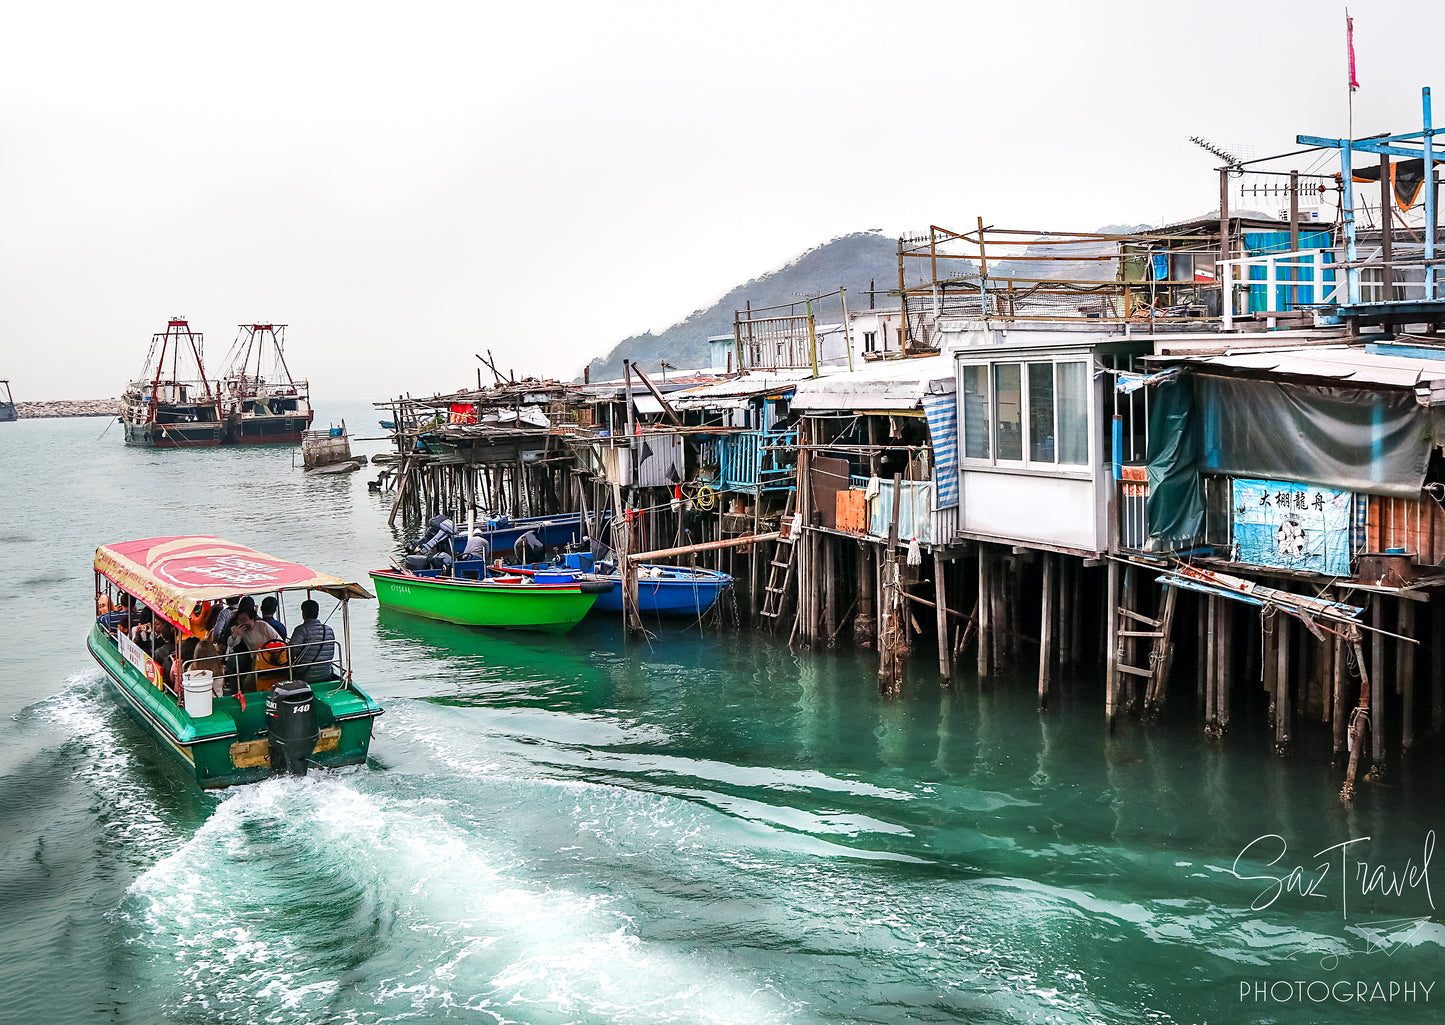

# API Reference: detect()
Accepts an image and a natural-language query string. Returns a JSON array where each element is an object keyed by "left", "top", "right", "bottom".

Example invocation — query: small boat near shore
[
  {"left": 0, "top": 379, "right": 16, "bottom": 422},
  {"left": 89, "top": 536, "right": 383, "bottom": 788},
  {"left": 504, "top": 553, "right": 733, "bottom": 618},
  {"left": 369, "top": 565, "right": 608, "bottom": 633}
]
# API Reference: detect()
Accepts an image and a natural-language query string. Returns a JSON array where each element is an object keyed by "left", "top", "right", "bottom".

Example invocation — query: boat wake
[{"left": 120, "top": 774, "right": 799, "bottom": 1025}]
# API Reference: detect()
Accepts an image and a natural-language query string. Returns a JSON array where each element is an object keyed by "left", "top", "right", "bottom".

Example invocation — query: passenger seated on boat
[
  {"left": 181, "top": 636, "right": 226, "bottom": 695},
  {"left": 288, "top": 599, "right": 337, "bottom": 683},
  {"left": 209, "top": 595, "right": 241, "bottom": 647},
  {"left": 260, "top": 596, "right": 286, "bottom": 638},
  {"left": 151, "top": 621, "right": 177, "bottom": 684},
  {"left": 225, "top": 607, "right": 283, "bottom": 694}
]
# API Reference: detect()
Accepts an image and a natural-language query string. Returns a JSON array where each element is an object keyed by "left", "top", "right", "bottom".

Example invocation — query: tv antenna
[{"left": 1189, "top": 136, "right": 1244, "bottom": 173}]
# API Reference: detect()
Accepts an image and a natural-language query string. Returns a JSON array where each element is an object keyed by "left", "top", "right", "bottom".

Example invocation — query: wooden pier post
[
  {"left": 1274, "top": 616, "right": 1291, "bottom": 756},
  {"left": 1105, "top": 560, "right": 1120, "bottom": 731},
  {"left": 1038, "top": 553, "right": 1054, "bottom": 709},
  {"left": 1217, "top": 599, "right": 1232, "bottom": 735},
  {"left": 1400, "top": 599, "right": 1416, "bottom": 753},
  {"left": 991, "top": 553, "right": 1008, "bottom": 671},
  {"left": 856, "top": 543, "right": 876, "bottom": 647},
  {"left": 934, "top": 550, "right": 951, "bottom": 681},
  {"left": 1332, "top": 635, "right": 1347, "bottom": 757},
  {"left": 1342, "top": 629, "right": 1371, "bottom": 802},
  {"left": 1204, "top": 595, "right": 1218, "bottom": 737},
  {"left": 1121, "top": 567, "right": 1138, "bottom": 713},
  {"left": 977, "top": 547, "right": 991, "bottom": 679},
  {"left": 1057, "top": 556, "right": 1074, "bottom": 667},
  {"left": 824, "top": 534, "right": 838, "bottom": 647},
  {"left": 1370, "top": 597, "right": 1387, "bottom": 778}
]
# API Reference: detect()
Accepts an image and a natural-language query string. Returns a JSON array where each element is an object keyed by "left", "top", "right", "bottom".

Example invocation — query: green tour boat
[
  {"left": 89, "top": 536, "right": 384, "bottom": 788},
  {"left": 369, "top": 566, "right": 605, "bottom": 633}
]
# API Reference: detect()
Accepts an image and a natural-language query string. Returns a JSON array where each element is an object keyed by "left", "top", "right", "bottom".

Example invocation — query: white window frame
[{"left": 958, "top": 356, "right": 1092, "bottom": 477}]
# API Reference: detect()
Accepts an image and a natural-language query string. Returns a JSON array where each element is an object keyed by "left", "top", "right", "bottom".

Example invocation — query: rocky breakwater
[{"left": 14, "top": 399, "right": 120, "bottom": 418}]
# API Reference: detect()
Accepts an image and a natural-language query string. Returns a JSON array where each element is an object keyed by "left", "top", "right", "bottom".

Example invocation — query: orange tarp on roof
[{"left": 95, "top": 536, "right": 371, "bottom": 628}]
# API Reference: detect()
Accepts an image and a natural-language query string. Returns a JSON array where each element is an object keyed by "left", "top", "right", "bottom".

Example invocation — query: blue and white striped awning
[{"left": 923, "top": 392, "right": 958, "bottom": 509}]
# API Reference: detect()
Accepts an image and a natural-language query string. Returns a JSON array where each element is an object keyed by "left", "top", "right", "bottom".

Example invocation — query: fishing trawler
[
  {"left": 89, "top": 536, "right": 384, "bottom": 788},
  {"left": 120, "top": 319, "right": 225, "bottom": 447},
  {"left": 0, "top": 380, "right": 16, "bottom": 422},
  {"left": 219, "top": 323, "right": 314, "bottom": 444}
]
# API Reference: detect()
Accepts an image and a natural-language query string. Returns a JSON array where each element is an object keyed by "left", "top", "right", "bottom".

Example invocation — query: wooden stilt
[
  {"left": 1342, "top": 631, "right": 1371, "bottom": 802},
  {"left": 1400, "top": 599, "right": 1416, "bottom": 753},
  {"left": 1370, "top": 597, "right": 1387, "bottom": 779},
  {"left": 1275, "top": 615, "right": 1291, "bottom": 756},
  {"left": 1105, "top": 560, "right": 1120, "bottom": 731},
  {"left": 977, "top": 547, "right": 991, "bottom": 679},
  {"left": 1332, "top": 635, "right": 1347, "bottom": 757},
  {"left": 824, "top": 535, "right": 839, "bottom": 647},
  {"left": 935, "top": 550, "right": 951, "bottom": 681},
  {"left": 1217, "top": 599, "right": 1232, "bottom": 734},
  {"left": 991, "top": 552, "right": 1007, "bottom": 671},
  {"left": 1038, "top": 553, "right": 1054, "bottom": 708},
  {"left": 1205, "top": 595, "right": 1218, "bottom": 737}
]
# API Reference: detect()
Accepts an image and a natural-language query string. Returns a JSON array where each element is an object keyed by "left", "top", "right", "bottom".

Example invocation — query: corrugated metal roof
[
  {"left": 791, "top": 355, "right": 955, "bottom": 411},
  {"left": 670, "top": 369, "right": 817, "bottom": 407},
  {"left": 1174, "top": 346, "right": 1445, "bottom": 389}
]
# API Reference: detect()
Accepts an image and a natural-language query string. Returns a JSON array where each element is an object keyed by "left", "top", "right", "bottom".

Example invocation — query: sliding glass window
[{"left": 959, "top": 357, "right": 1090, "bottom": 470}]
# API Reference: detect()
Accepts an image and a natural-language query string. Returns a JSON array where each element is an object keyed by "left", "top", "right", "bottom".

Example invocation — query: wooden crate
[{"left": 836, "top": 489, "right": 868, "bottom": 534}]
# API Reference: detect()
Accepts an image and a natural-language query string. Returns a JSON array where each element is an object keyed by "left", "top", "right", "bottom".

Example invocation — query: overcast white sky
[{"left": 1, "top": 0, "right": 1439, "bottom": 399}]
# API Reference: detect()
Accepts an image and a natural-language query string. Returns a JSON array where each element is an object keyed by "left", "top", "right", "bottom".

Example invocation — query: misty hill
[{"left": 584, "top": 231, "right": 942, "bottom": 381}]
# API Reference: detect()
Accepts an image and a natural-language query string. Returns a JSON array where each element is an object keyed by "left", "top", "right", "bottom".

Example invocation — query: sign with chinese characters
[
  {"left": 117, "top": 629, "right": 166, "bottom": 689},
  {"left": 1231, "top": 478, "right": 1351, "bottom": 576}
]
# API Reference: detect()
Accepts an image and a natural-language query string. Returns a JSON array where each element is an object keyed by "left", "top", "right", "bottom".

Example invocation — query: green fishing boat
[
  {"left": 89, "top": 536, "right": 384, "bottom": 788},
  {"left": 369, "top": 567, "right": 604, "bottom": 633}
]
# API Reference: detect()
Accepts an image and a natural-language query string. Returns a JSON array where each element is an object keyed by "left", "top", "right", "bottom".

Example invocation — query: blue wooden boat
[{"left": 504, "top": 553, "right": 732, "bottom": 618}]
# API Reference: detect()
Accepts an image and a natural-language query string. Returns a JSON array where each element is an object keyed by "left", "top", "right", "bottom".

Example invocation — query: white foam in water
[
  {"left": 125, "top": 775, "right": 799, "bottom": 1024},
  {"left": 37, "top": 672, "right": 186, "bottom": 852}
]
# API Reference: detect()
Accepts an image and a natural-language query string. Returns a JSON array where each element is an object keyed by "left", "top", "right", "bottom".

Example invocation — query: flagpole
[{"left": 1345, "top": 8, "right": 1353, "bottom": 142}]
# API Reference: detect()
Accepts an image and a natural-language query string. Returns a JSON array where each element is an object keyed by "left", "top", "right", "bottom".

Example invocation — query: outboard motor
[
  {"left": 266, "top": 681, "right": 319, "bottom": 775},
  {"left": 429, "top": 552, "right": 454, "bottom": 574},
  {"left": 417, "top": 515, "right": 457, "bottom": 555}
]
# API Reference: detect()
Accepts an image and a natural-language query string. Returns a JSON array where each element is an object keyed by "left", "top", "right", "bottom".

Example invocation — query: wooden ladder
[
  {"left": 1115, "top": 581, "right": 1179, "bottom": 714},
  {"left": 758, "top": 491, "right": 797, "bottom": 628}
]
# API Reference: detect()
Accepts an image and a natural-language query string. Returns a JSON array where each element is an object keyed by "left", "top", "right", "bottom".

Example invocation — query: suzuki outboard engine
[
  {"left": 266, "top": 681, "right": 319, "bottom": 775},
  {"left": 417, "top": 515, "right": 457, "bottom": 555}
]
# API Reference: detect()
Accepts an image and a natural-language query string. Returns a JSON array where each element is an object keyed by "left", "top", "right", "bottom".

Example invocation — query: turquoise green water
[{"left": 2, "top": 410, "right": 1442, "bottom": 1023}]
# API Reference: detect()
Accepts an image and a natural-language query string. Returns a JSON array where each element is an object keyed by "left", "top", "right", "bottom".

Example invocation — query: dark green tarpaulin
[
  {"left": 1146, "top": 372, "right": 1433, "bottom": 547},
  {"left": 1197, "top": 375, "right": 1430, "bottom": 498},
  {"left": 1145, "top": 379, "right": 1203, "bottom": 547}
]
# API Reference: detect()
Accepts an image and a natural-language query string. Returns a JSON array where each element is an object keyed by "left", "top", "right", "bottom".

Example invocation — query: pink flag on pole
[{"left": 1347, "top": 14, "right": 1359, "bottom": 91}]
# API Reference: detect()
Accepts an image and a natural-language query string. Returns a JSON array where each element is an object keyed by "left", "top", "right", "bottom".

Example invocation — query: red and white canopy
[{"left": 95, "top": 536, "right": 370, "bottom": 629}]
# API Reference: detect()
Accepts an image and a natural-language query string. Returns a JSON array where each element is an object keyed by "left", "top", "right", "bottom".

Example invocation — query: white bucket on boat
[{"left": 182, "top": 670, "right": 214, "bottom": 718}]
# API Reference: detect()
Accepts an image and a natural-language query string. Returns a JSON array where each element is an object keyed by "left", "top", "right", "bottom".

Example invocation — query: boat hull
[
  {"left": 87, "top": 624, "right": 381, "bottom": 788},
  {"left": 123, "top": 421, "right": 224, "bottom": 448},
  {"left": 225, "top": 412, "right": 315, "bottom": 445},
  {"left": 369, "top": 570, "right": 598, "bottom": 632},
  {"left": 507, "top": 556, "right": 733, "bottom": 617},
  {"left": 590, "top": 571, "right": 732, "bottom": 616}
]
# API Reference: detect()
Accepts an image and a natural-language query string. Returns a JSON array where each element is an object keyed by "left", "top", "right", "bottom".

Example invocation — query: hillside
[{"left": 584, "top": 231, "right": 939, "bottom": 381}]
